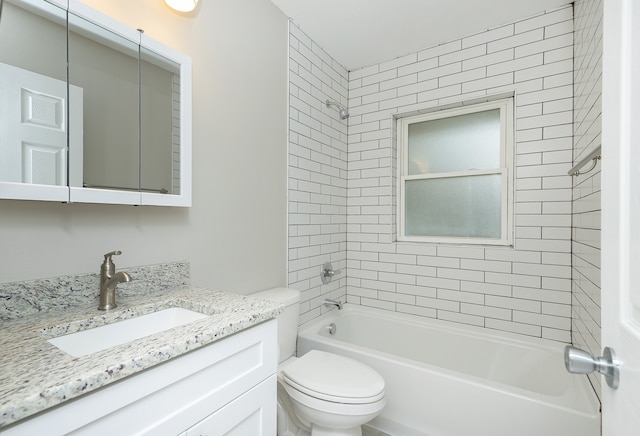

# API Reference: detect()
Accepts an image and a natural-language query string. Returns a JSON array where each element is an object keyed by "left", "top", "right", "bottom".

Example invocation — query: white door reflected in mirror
[{"left": 0, "top": 63, "right": 83, "bottom": 187}]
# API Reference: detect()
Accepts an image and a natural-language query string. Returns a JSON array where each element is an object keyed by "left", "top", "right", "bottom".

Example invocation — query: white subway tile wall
[
  {"left": 288, "top": 23, "right": 349, "bottom": 324},
  {"left": 346, "top": 6, "right": 575, "bottom": 342},
  {"left": 287, "top": 6, "right": 602, "bottom": 351},
  {"left": 571, "top": 0, "right": 602, "bottom": 398}
]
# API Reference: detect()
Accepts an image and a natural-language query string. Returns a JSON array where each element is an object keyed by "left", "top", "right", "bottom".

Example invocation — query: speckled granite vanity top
[{"left": 0, "top": 287, "right": 282, "bottom": 427}]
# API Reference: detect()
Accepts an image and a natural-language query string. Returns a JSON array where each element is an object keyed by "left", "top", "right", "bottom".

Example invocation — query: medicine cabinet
[{"left": 0, "top": 0, "right": 192, "bottom": 206}]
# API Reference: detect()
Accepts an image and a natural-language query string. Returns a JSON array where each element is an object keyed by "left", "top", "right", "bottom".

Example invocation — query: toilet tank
[{"left": 251, "top": 287, "right": 301, "bottom": 363}]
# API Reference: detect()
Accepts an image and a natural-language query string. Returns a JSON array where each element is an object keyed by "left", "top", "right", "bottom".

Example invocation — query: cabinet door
[
  {"left": 187, "top": 375, "right": 276, "bottom": 436},
  {"left": 0, "top": 0, "right": 69, "bottom": 201},
  {"left": 67, "top": 5, "right": 141, "bottom": 205}
]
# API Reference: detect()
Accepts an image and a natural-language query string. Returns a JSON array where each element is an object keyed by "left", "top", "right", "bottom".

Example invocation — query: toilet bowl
[
  {"left": 251, "top": 288, "right": 386, "bottom": 436},
  {"left": 281, "top": 350, "right": 386, "bottom": 436}
]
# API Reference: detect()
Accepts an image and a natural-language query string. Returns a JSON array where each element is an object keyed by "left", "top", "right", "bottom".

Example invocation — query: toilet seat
[
  {"left": 283, "top": 376, "right": 385, "bottom": 404},
  {"left": 281, "top": 350, "right": 385, "bottom": 404},
  {"left": 283, "top": 381, "right": 386, "bottom": 416}
]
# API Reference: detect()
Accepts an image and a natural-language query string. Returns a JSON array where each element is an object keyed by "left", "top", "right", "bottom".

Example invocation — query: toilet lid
[{"left": 282, "top": 350, "right": 385, "bottom": 403}]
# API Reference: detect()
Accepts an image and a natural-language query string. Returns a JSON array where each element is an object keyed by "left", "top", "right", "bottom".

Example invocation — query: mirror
[
  {"left": 68, "top": 11, "right": 140, "bottom": 194},
  {"left": 0, "top": 0, "right": 69, "bottom": 201},
  {"left": 140, "top": 45, "right": 182, "bottom": 196},
  {"left": 0, "top": 0, "right": 192, "bottom": 206}
]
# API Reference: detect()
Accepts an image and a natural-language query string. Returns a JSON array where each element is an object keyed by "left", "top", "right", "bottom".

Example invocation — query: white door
[
  {"left": 0, "top": 62, "right": 68, "bottom": 185},
  {"left": 601, "top": 0, "right": 640, "bottom": 434}
]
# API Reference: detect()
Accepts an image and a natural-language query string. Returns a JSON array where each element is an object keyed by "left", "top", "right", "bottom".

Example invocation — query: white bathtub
[{"left": 297, "top": 304, "right": 600, "bottom": 436}]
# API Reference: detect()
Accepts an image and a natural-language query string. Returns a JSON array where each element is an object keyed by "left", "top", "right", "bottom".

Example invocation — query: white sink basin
[{"left": 48, "top": 308, "right": 209, "bottom": 357}]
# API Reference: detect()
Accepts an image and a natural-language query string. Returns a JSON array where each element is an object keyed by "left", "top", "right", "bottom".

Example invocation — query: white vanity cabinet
[{"left": 2, "top": 319, "right": 277, "bottom": 435}]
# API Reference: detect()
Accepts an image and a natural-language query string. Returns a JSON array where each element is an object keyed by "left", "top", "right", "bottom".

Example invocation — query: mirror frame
[{"left": 0, "top": 0, "right": 192, "bottom": 207}]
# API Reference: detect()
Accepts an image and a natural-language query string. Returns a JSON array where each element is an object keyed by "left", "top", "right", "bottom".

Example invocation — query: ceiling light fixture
[{"left": 164, "top": 0, "right": 198, "bottom": 12}]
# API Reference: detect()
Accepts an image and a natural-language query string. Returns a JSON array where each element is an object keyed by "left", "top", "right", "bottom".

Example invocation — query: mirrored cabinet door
[
  {"left": 0, "top": 0, "right": 192, "bottom": 206},
  {"left": 0, "top": 0, "right": 69, "bottom": 201},
  {"left": 67, "top": 4, "right": 141, "bottom": 205},
  {"left": 140, "top": 46, "right": 178, "bottom": 197},
  {"left": 139, "top": 38, "right": 191, "bottom": 207}
]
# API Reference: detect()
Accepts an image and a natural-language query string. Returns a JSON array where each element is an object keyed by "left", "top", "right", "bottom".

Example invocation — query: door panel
[
  {"left": 601, "top": 0, "right": 640, "bottom": 434},
  {"left": 0, "top": 62, "right": 66, "bottom": 185}
]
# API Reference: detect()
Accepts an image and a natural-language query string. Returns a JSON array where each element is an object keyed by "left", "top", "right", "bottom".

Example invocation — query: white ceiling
[{"left": 269, "top": 0, "right": 572, "bottom": 71}]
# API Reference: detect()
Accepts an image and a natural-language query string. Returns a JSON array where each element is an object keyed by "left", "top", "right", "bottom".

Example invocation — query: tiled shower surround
[
  {"left": 288, "top": 24, "right": 349, "bottom": 325},
  {"left": 571, "top": 0, "right": 603, "bottom": 397},
  {"left": 289, "top": 5, "right": 583, "bottom": 343},
  {"left": 346, "top": 7, "right": 574, "bottom": 342}
]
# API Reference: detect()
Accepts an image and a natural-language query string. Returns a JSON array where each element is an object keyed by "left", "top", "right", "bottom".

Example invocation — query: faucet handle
[
  {"left": 103, "top": 250, "right": 122, "bottom": 261},
  {"left": 321, "top": 262, "right": 342, "bottom": 284},
  {"left": 101, "top": 251, "right": 123, "bottom": 276}
]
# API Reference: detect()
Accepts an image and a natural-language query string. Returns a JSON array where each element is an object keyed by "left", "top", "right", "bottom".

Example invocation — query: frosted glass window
[
  {"left": 407, "top": 109, "right": 500, "bottom": 175},
  {"left": 397, "top": 98, "right": 513, "bottom": 245},
  {"left": 405, "top": 175, "right": 502, "bottom": 238}
]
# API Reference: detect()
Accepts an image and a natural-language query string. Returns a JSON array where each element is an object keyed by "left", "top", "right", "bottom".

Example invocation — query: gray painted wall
[{"left": 0, "top": 0, "right": 289, "bottom": 295}]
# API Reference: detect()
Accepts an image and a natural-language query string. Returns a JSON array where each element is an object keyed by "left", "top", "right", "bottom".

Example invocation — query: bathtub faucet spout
[{"left": 323, "top": 299, "right": 343, "bottom": 310}]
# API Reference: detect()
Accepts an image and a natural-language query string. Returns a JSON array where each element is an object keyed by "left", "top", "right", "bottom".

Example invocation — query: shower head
[{"left": 326, "top": 100, "right": 349, "bottom": 120}]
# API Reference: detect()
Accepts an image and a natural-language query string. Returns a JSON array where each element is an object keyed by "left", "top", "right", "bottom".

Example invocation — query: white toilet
[{"left": 252, "top": 288, "right": 386, "bottom": 436}]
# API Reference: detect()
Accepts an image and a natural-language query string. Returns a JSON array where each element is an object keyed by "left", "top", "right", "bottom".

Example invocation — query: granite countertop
[{"left": 0, "top": 287, "right": 283, "bottom": 428}]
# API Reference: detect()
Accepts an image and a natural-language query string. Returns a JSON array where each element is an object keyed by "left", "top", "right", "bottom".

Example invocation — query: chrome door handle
[{"left": 564, "top": 346, "right": 620, "bottom": 389}]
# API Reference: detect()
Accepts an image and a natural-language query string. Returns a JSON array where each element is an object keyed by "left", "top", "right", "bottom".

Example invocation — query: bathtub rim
[
  {"left": 301, "top": 303, "right": 570, "bottom": 354},
  {"left": 297, "top": 303, "right": 601, "bottom": 418}
]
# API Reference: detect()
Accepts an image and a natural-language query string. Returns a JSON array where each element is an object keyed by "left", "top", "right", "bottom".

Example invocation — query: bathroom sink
[{"left": 47, "top": 308, "right": 209, "bottom": 357}]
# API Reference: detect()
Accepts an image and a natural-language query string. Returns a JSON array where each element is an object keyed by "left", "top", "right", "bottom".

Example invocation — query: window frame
[{"left": 396, "top": 98, "right": 514, "bottom": 246}]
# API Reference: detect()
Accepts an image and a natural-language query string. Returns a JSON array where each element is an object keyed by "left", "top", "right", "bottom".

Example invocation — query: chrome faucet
[
  {"left": 323, "top": 299, "right": 343, "bottom": 310},
  {"left": 98, "top": 251, "right": 131, "bottom": 311}
]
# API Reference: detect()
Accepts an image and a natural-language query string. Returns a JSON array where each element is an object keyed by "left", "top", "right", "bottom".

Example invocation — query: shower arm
[{"left": 326, "top": 100, "right": 349, "bottom": 120}]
